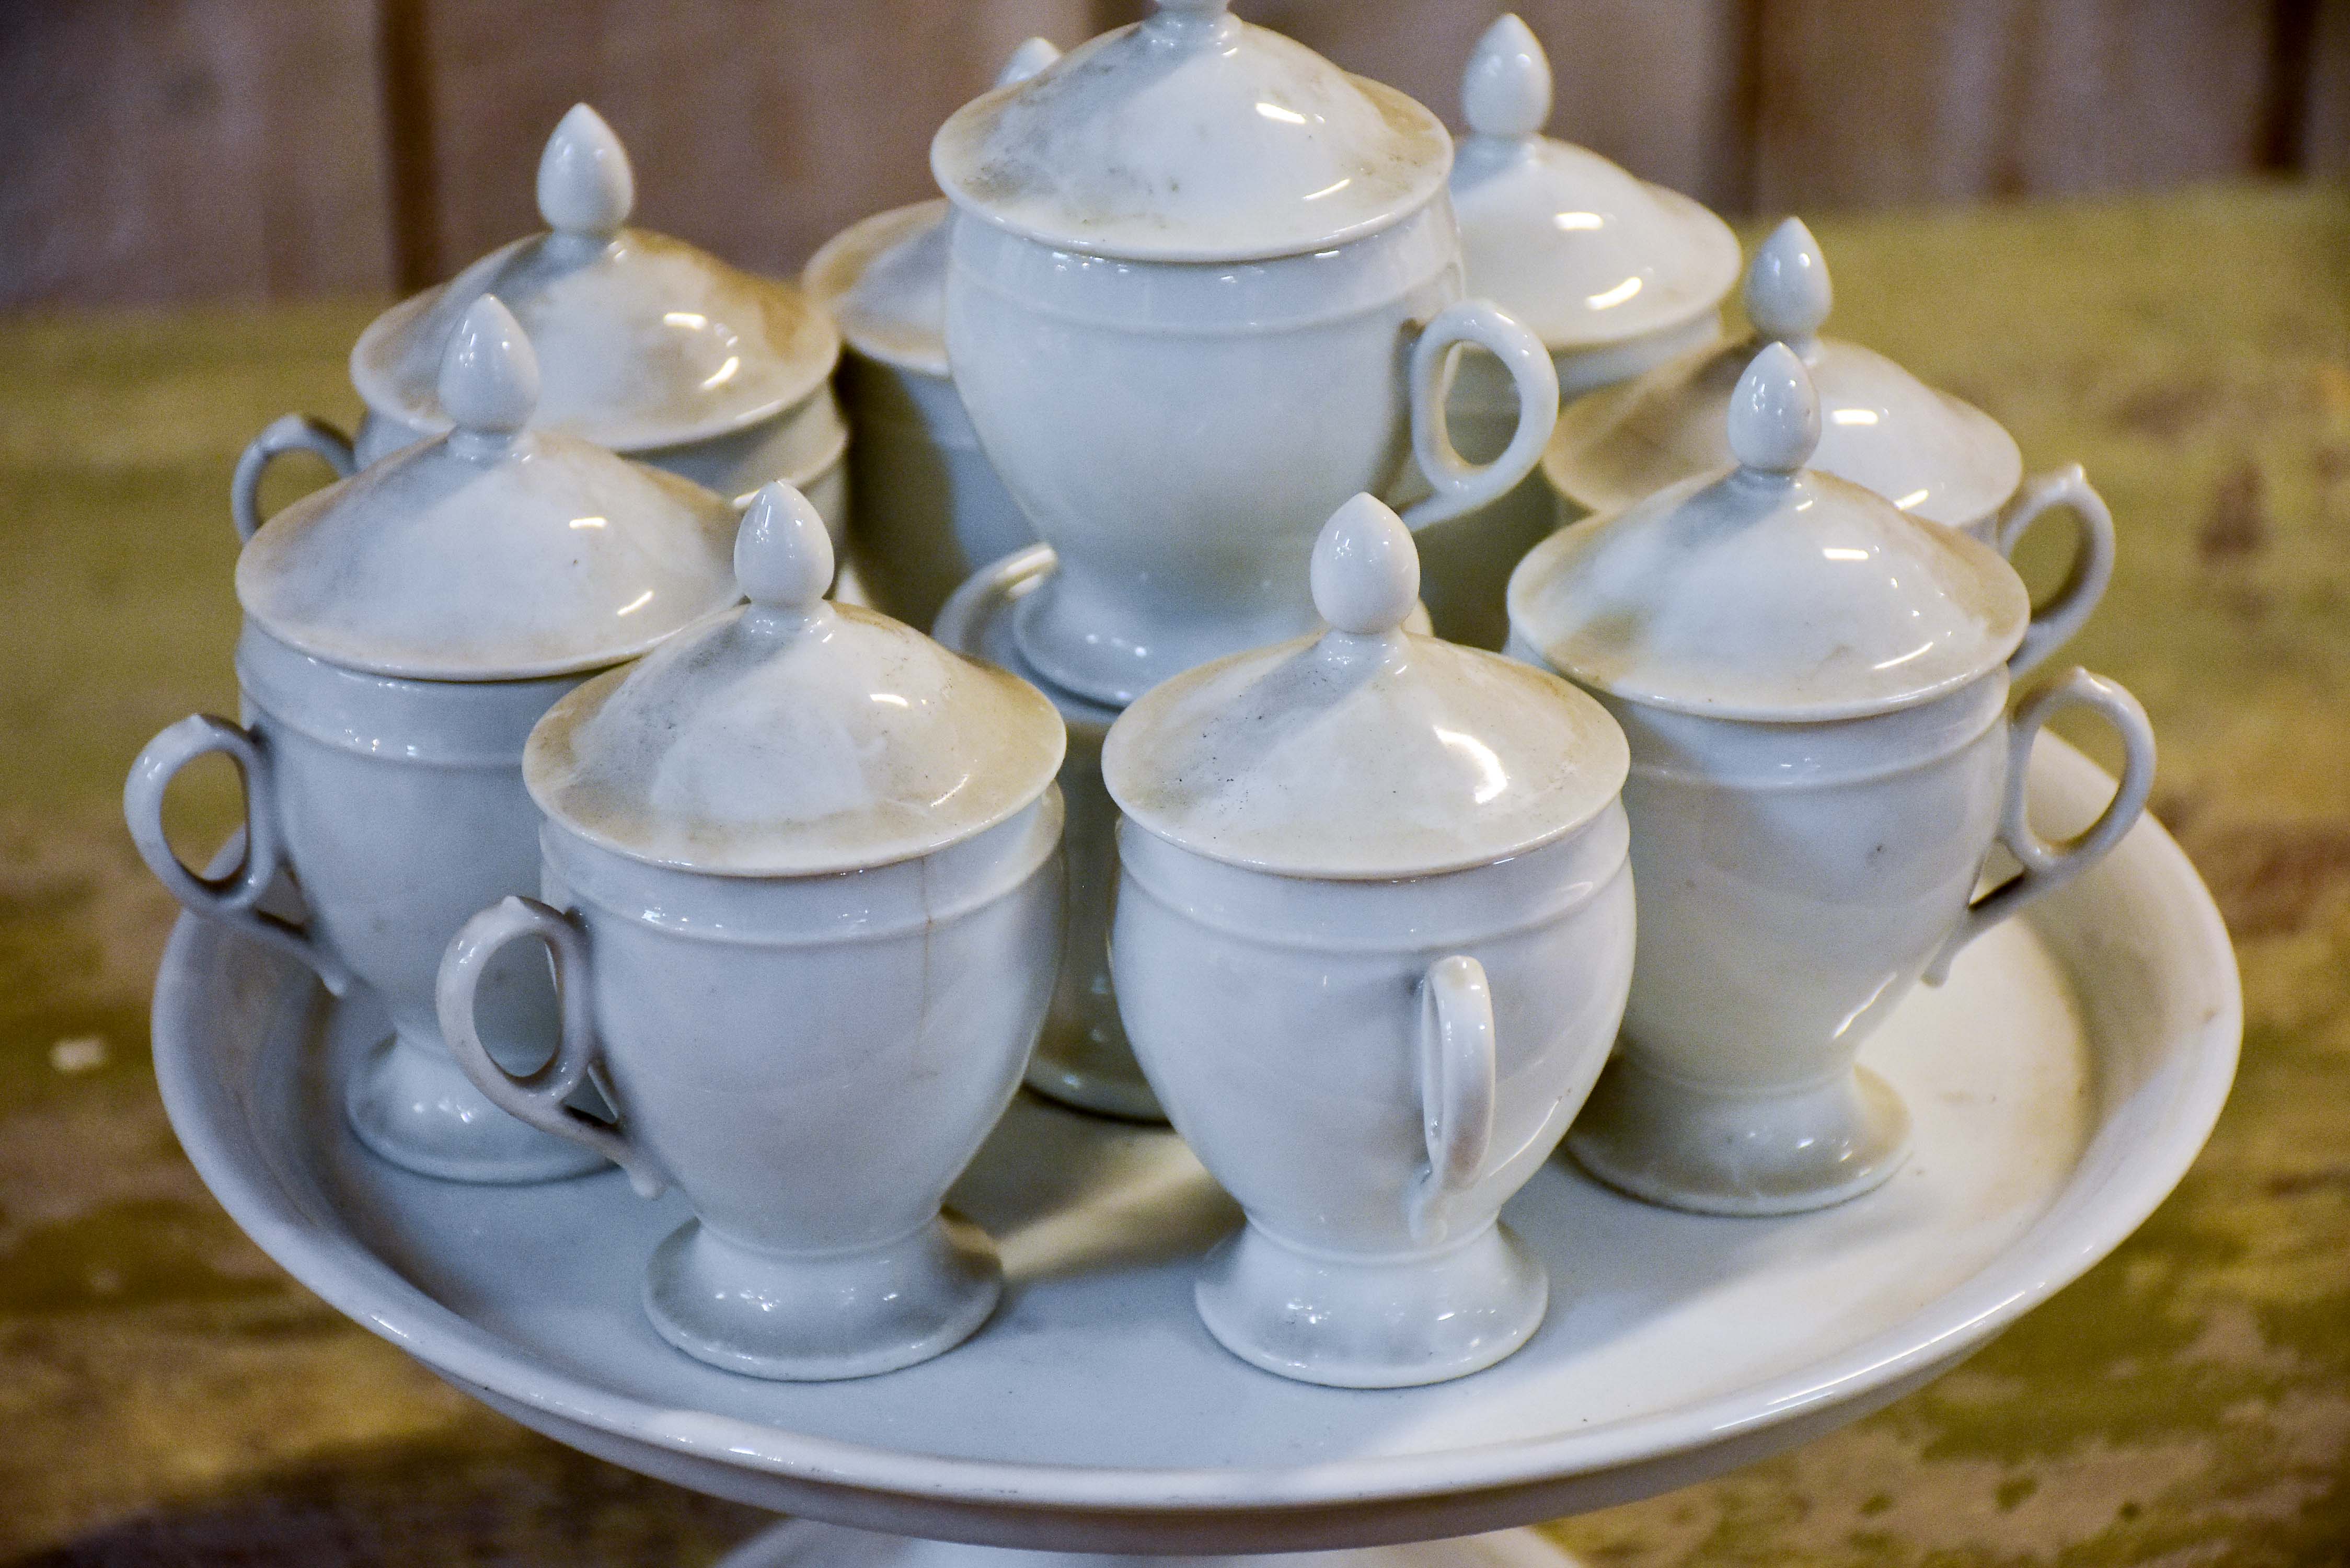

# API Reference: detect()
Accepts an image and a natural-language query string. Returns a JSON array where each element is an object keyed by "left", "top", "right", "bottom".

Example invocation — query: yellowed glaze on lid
[
  {"left": 527, "top": 484, "right": 1066, "bottom": 875},
  {"left": 1104, "top": 494, "right": 1628, "bottom": 879},
  {"left": 239, "top": 298, "right": 742, "bottom": 682},
  {"left": 1513, "top": 343, "right": 2031, "bottom": 721}
]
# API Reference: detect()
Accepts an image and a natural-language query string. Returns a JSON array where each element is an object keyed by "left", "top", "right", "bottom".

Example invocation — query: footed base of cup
[
  {"left": 1024, "top": 1040, "right": 1165, "bottom": 1123},
  {"left": 1193, "top": 1220, "right": 1548, "bottom": 1389},
  {"left": 1567, "top": 1056, "right": 1913, "bottom": 1217},
  {"left": 644, "top": 1216, "right": 1001, "bottom": 1382},
  {"left": 345, "top": 1033, "right": 610, "bottom": 1184}
]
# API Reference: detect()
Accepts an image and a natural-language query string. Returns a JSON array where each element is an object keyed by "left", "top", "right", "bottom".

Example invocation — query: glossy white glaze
[
  {"left": 238, "top": 299, "right": 743, "bottom": 682},
  {"left": 355, "top": 106, "right": 837, "bottom": 452},
  {"left": 125, "top": 625, "right": 606, "bottom": 1183},
  {"left": 1104, "top": 496, "right": 1626, "bottom": 879},
  {"left": 1507, "top": 351, "right": 2156, "bottom": 1215},
  {"left": 1546, "top": 217, "right": 2025, "bottom": 534},
  {"left": 1511, "top": 344, "right": 2030, "bottom": 721},
  {"left": 1450, "top": 16, "right": 1739, "bottom": 354},
  {"left": 437, "top": 792, "right": 1064, "bottom": 1379},
  {"left": 528, "top": 486, "right": 1065, "bottom": 877},
  {"left": 932, "top": 0, "right": 1450, "bottom": 264},
  {"left": 151, "top": 730, "right": 2237, "bottom": 1540}
]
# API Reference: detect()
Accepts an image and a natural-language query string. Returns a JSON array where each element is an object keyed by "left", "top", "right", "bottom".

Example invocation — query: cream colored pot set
[
  {"left": 128, "top": 1, "right": 2157, "bottom": 1399},
  {"left": 233, "top": 105, "right": 847, "bottom": 531}
]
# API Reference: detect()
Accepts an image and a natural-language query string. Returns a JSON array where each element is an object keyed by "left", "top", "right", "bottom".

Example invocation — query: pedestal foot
[
  {"left": 345, "top": 1032, "right": 610, "bottom": 1184},
  {"left": 644, "top": 1216, "right": 1000, "bottom": 1381},
  {"left": 1567, "top": 1057, "right": 1913, "bottom": 1216}
]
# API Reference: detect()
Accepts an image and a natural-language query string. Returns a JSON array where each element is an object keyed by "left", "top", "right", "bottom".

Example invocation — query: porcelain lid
[
  {"left": 803, "top": 41, "right": 1062, "bottom": 376},
  {"left": 352, "top": 106, "right": 839, "bottom": 452},
  {"left": 1103, "top": 494, "right": 1627, "bottom": 879},
  {"left": 526, "top": 483, "right": 1066, "bottom": 876},
  {"left": 1512, "top": 343, "right": 2029, "bottom": 721},
  {"left": 931, "top": 0, "right": 1453, "bottom": 263},
  {"left": 1450, "top": 16, "right": 1739, "bottom": 350},
  {"left": 1544, "top": 218, "right": 2022, "bottom": 525},
  {"left": 238, "top": 299, "right": 742, "bottom": 682}
]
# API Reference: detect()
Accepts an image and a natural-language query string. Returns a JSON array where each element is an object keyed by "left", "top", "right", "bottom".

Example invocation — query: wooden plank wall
[{"left": 2, "top": 0, "right": 2340, "bottom": 310}]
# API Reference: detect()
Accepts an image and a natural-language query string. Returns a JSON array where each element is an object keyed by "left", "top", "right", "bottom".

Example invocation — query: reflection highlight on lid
[
  {"left": 1892, "top": 488, "right": 1931, "bottom": 510},
  {"left": 700, "top": 355, "right": 741, "bottom": 389},
  {"left": 1831, "top": 407, "right": 1880, "bottom": 425},
  {"left": 663, "top": 311, "right": 709, "bottom": 330},
  {"left": 1551, "top": 211, "right": 1603, "bottom": 232},
  {"left": 1434, "top": 727, "right": 1509, "bottom": 805},
  {"left": 1585, "top": 276, "right": 1642, "bottom": 309},
  {"left": 615, "top": 590, "right": 654, "bottom": 616},
  {"left": 1255, "top": 101, "right": 1308, "bottom": 124}
]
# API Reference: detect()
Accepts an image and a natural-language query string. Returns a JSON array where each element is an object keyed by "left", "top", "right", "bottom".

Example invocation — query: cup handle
[
  {"left": 1406, "top": 954, "right": 1497, "bottom": 1246},
  {"left": 1924, "top": 668, "right": 2156, "bottom": 984},
  {"left": 124, "top": 713, "right": 354, "bottom": 994},
  {"left": 1400, "top": 299, "right": 1560, "bottom": 531},
  {"left": 232, "top": 413, "right": 357, "bottom": 542},
  {"left": 437, "top": 896, "right": 669, "bottom": 1198},
  {"left": 1997, "top": 464, "right": 2115, "bottom": 680}
]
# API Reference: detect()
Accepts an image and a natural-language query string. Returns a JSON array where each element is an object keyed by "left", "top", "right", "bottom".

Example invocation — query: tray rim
[{"left": 151, "top": 736, "right": 2241, "bottom": 1525}]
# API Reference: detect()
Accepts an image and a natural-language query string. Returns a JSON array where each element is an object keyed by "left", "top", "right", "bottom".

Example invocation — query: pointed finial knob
[
  {"left": 439, "top": 296, "right": 539, "bottom": 435},
  {"left": 995, "top": 36, "right": 1059, "bottom": 88},
  {"left": 1745, "top": 217, "right": 1832, "bottom": 343},
  {"left": 1463, "top": 15, "right": 1551, "bottom": 139},
  {"left": 538, "top": 104, "right": 635, "bottom": 237},
  {"left": 1312, "top": 494, "right": 1420, "bottom": 636},
  {"left": 1728, "top": 342, "right": 1821, "bottom": 475},
  {"left": 735, "top": 482, "right": 834, "bottom": 610}
]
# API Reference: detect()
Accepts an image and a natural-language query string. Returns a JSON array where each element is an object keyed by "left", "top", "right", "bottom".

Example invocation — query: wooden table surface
[{"left": 1, "top": 185, "right": 2345, "bottom": 1566}]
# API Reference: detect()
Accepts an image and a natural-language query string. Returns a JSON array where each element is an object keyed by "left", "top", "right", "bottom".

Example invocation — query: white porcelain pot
[
  {"left": 1112, "top": 810, "right": 1633, "bottom": 1388},
  {"left": 127, "top": 628, "right": 604, "bottom": 1182},
  {"left": 934, "top": 1, "right": 1557, "bottom": 705},
  {"left": 440, "top": 794, "right": 1063, "bottom": 1380},
  {"left": 1102, "top": 496, "right": 1633, "bottom": 1386},
  {"left": 436, "top": 483, "right": 1068, "bottom": 1379},
  {"left": 232, "top": 103, "right": 846, "bottom": 534},
  {"left": 1508, "top": 344, "right": 2156, "bottom": 1215},
  {"left": 129, "top": 301, "right": 744, "bottom": 1184}
]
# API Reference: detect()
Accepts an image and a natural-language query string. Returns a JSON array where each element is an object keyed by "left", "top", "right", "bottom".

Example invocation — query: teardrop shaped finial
[
  {"left": 995, "top": 36, "right": 1059, "bottom": 88},
  {"left": 735, "top": 482, "right": 835, "bottom": 610},
  {"left": 1744, "top": 217, "right": 1832, "bottom": 343},
  {"left": 1462, "top": 15, "right": 1551, "bottom": 139},
  {"left": 1312, "top": 494, "right": 1420, "bottom": 636},
  {"left": 538, "top": 104, "right": 635, "bottom": 237},
  {"left": 1727, "top": 342, "right": 1821, "bottom": 475},
  {"left": 439, "top": 296, "right": 539, "bottom": 435}
]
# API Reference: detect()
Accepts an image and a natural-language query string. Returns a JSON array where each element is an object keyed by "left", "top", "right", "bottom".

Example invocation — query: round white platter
[{"left": 152, "top": 737, "right": 2238, "bottom": 1561}]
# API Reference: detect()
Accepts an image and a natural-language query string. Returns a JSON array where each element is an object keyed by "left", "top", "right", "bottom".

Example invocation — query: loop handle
[
  {"left": 1406, "top": 954, "right": 1497, "bottom": 1244},
  {"left": 1401, "top": 299, "right": 1559, "bottom": 531},
  {"left": 437, "top": 897, "right": 668, "bottom": 1198},
  {"left": 231, "top": 413, "right": 356, "bottom": 541},
  {"left": 1997, "top": 463, "right": 2115, "bottom": 679},
  {"left": 1925, "top": 668, "right": 2155, "bottom": 984},
  {"left": 124, "top": 714, "right": 353, "bottom": 993}
]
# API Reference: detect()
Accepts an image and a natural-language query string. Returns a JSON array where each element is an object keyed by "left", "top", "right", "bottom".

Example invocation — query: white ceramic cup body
[
  {"left": 124, "top": 625, "right": 606, "bottom": 1183},
  {"left": 1496, "top": 651, "right": 2156, "bottom": 1216},
  {"left": 947, "top": 199, "right": 1552, "bottom": 705},
  {"left": 1424, "top": 311, "right": 1723, "bottom": 650},
  {"left": 441, "top": 796, "right": 1064, "bottom": 1380},
  {"left": 839, "top": 351, "right": 1031, "bottom": 630},
  {"left": 1110, "top": 808, "right": 1635, "bottom": 1387}
]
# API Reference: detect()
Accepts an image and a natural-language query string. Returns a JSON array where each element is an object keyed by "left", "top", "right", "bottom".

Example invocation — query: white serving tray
[{"left": 152, "top": 737, "right": 2238, "bottom": 1559}]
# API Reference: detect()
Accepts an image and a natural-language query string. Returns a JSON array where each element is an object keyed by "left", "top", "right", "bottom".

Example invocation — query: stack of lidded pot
[{"left": 927, "top": 0, "right": 1565, "bottom": 1118}]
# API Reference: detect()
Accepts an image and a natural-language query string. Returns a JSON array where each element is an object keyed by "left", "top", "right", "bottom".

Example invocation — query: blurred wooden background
[{"left": 4, "top": 0, "right": 2346, "bottom": 312}]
